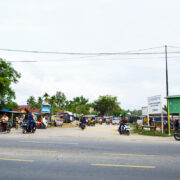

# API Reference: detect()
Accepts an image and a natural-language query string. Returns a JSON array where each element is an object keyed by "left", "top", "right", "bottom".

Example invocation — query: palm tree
[
  {"left": 50, "top": 96, "right": 56, "bottom": 115},
  {"left": 43, "top": 92, "right": 49, "bottom": 104}
]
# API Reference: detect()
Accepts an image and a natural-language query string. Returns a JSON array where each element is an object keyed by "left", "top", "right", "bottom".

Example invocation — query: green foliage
[
  {"left": 93, "top": 95, "right": 121, "bottom": 116},
  {"left": 132, "top": 123, "right": 172, "bottom": 137},
  {"left": 0, "top": 58, "right": 21, "bottom": 109},
  {"left": 55, "top": 91, "right": 66, "bottom": 109},
  {"left": 65, "top": 96, "right": 90, "bottom": 114}
]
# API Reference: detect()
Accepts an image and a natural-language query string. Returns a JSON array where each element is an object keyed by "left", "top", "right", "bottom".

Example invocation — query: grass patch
[{"left": 132, "top": 123, "right": 173, "bottom": 137}]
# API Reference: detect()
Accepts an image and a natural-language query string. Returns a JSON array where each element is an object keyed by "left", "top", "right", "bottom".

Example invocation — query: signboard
[
  {"left": 41, "top": 104, "right": 51, "bottom": 113},
  {"left": 148, "top": 95, "right": 161, "bottom": 114},
  {"left": 142, "top": 106, "right": 148, "bottom": 116},
  {"left": 169, "top": 98, "right": 180, "bottom": 114}
]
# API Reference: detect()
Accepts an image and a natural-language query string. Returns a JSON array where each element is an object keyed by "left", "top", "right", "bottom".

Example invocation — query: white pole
[
  {"left": 160, "top": 96, "right": 164, "bottom": 133},
  {"left": 147, "top": 107, "right": 149, "bottom": 126}
]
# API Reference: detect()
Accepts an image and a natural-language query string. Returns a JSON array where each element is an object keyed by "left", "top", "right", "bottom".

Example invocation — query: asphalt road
[{"left": 0, "top": 135, "right": 180, "bottom": 180}]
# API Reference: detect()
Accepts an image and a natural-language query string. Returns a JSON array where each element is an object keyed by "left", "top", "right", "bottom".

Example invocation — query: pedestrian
[{"left": 0, "top": 113, "right": 9, "bottom": 131}]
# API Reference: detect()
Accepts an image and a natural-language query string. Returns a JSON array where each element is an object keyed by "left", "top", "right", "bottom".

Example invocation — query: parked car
[{"left": 112, "top": 117, "right": 120, "bottom": 125}]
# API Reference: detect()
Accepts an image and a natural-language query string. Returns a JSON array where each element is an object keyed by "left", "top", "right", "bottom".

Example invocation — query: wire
[
  {"left": 167, "top": 45, "right": 180, "bottom": 49},
  {"left": 1, "top": 46, "right": 180, "bottom": 55},
  {"left": 6, "top": 55, "right": 180, "bottom": 63}
]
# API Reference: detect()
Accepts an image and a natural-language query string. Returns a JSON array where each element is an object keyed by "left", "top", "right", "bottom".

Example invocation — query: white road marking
[{"left": 19, "top": 140, "right": 79, "bottom": 145}]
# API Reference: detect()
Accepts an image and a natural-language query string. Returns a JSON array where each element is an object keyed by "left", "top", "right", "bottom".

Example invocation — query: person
[
  {"left": 80, "top": 117, "right": 86, "bottom": 124},
  {"left": 0, "top": 114, "right": 9, "bottom": 131},
  {"left": 174, "top": 119, "right": 179, "bottom": 130},
  {"left": 119, "top": 118, "right": 128, "bottom": 132},
  {"left": 15, "top": 116, "right": 19, "bottom": 129},
  {"left": 27, "top": 113, "right": 35, "bottom": 132},
  {"left": 43, "top": 116, "right": 48, "bottom": 128},
  {"left": 19, "top": 116, "right": 23, "bottom": 126}
]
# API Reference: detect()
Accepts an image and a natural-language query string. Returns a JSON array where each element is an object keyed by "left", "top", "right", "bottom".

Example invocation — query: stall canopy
[{"left": 0, "top": 108, "right": 10, "bottom": 112}]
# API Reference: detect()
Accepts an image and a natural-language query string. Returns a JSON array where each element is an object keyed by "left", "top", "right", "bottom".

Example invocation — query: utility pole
[
  {"left": 165, "top": 45, "right": 170, "bottom": 135},
  {"left": 165, "top": 45, "right": 169, "bottom": 97}
]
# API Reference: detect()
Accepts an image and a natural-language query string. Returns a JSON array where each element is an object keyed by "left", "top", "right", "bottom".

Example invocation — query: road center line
[
  {"left": 19, "top": 140, "right": 79, "bottom": 145},
  {"left": 19, "top": 149, "right": 57, "bottom": 153},
  {"left": 104, "top": 153, "right": 155, "bottom": 157},
  {"left": 0, "top": 158, "right": 34, "bottom": 162},
  {"left": 91, "top": 164, "right": 156, "bottom": 169}
]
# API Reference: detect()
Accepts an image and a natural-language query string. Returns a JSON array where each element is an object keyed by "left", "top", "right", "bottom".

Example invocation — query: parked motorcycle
[
  {"left": 118, "top": 123, "right": 130, "bottom": 135},
  {"left": 22, "top": 120, "right": 36, "bottom": 134},
  {"left": 79, "top": 123, "right": 86, "bottom": 130},
  {"left": 0, "top": 120, "right": 11, "bottom": 133},
  {"left": 174, "top": 129, "right": 180, "bottom": 141}
]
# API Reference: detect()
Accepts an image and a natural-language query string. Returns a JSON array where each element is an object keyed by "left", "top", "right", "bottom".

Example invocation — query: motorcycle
[
  {"left": 118, "top": 123, "right": 130, "bottom": 135},
  {"left": 79, "top": 122, "right": 86, "bottom": 130},
  {"left": 0, "top": 120, "right": 11, "bottom": 133},
  {"left": 174, "top": 129, "right": 180, "bottom": 141},
  {"left": 22, "top": 120, "right": 36, "bottom": 134}
]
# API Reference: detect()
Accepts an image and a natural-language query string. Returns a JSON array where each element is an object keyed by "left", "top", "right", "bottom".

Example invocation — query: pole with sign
[
  {"left": 41, "top": 104, "right": 51, "bottom": 123},
  {"left": 142, "top": 106, "right": 148, "bottom": 125},
  {"left": 148, "top": 95, "right": 163, "bottom": 130}
]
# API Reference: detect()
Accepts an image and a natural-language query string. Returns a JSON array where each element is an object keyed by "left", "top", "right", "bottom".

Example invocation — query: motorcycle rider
[
  {"left": 27, "top": 113, "right": 35, "bottom": 132},
  {"left": 119, "top": 117, "right": 128, "bottom": 133},
  {"left": 80, "top": 117, "right": 86, "bottom": 124},
  {"left": 0, "top": 114, "right": 9, "bottom": 131},
  {"left": 174, "top": 119, "right": 179, "bottom": 130}
]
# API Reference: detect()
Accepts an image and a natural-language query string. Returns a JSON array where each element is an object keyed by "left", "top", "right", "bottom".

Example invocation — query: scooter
[
  {"left": 174, "top": 129, "right": 180, "bottom": 141},
  {"left": 22, "top": 120, "right": 36, "bottom": 134},
  {"left": 0, "top": 120, "right": 11, "bottom": 133},
  {"left": 118, "top": 123, "right": 130, "bottom": 135},
  {"left": 79, "top": 122, "right": 86, "bottom": 130}
]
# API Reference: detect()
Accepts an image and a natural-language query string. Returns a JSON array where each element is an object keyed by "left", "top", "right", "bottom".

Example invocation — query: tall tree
[
  {"left": 27, "top": 96, "right": 37, "bottom": 108},
  {"left": 0, "top": 58, "right": 21, "bottom": 109},
  {"left": 43, "top": 92, "right": 50, "bottom": 103},
  {"left": 50, "top": 95, "right": 56, "bottom": 114},
  {"left": 55, "top": 91, "right": 66, "bottom": 110},
  {"left": 93, "top": 95, "right": 120, "bottom": 115}
]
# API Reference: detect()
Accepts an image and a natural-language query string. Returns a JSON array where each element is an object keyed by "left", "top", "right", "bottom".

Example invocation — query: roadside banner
[
  {"left": 148, "top": 95, "right": 163, "bottom": 133},
  {"left": 142, "top": 106, "right": 148, "bottom": 116},
  {"left": 41, "top": 105, "right": 51, "bottom": 113},
  {"left": 148, "top": 95, "right": 161, "bottom": 114}
]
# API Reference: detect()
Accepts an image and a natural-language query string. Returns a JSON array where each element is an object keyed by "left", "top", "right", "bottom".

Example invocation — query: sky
[{"left": 0, "top": 0, "right": 180, "bottom": 110}]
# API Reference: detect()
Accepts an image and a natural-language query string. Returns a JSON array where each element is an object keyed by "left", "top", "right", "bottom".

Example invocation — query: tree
[
  {"left": 37, "top": 97, "right": 43, "bottom": 107},
  {"left": 50, "top": 95, "right": 56, "bottom": 114},
  {"left": 0, "top": 58, "right": 21, "bottom": 109},
  {"left": 27, "top": 96, "right": 37, "bottom": 108},
  {"left": 55, "top": 91, "right": 66, "bottom": 110},
  {"left": 93, "top": 95, "right": 120, "bottom": 116},
  {"left": 43, "top": 92, "right": 50, "bottom": 103}
]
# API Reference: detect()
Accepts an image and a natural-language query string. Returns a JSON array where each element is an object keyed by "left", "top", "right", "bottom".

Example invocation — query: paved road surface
[{"left": 0, "top": 134, "right": 180, "bottom": 180}]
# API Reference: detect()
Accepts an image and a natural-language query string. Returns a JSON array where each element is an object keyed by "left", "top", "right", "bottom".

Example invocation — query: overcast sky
[{"left": 0, "top": 0, "right": 180, "bottom": 110}]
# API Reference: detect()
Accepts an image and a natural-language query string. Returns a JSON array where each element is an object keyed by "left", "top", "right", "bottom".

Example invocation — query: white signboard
[
  {"left": 142, "top": 106, "right": 148, "bottom": 116},
  {"left": 148, "top": 95, "right": 161, "bottom": 114}
]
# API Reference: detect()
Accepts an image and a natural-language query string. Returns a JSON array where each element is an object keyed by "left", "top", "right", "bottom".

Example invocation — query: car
[{"left": 112, "top": 117, "right": 120, "bottom": 125}]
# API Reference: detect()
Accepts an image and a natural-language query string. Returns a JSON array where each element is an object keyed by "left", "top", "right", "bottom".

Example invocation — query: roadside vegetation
[{"left": 131, "top": 123, "right": 173, "bottom": 137}]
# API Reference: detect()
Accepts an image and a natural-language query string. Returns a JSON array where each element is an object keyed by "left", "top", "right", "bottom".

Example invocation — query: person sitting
[
  {"left": 80, "top": 117, "right": 86, "bottom": 124},
  {"left": 119, "top": 118, "right": 128, "bottom": 132},
  {"left": 27, "top": 113, "right": 35, "bottom": 132}
]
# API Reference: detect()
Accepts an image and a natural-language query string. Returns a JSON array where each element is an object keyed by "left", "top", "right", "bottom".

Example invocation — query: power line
[
  {"left": 6, "top": 55, "right": 180, "bottom": 63},
  {"left": 1, "top": 46, "right": 180, "bottom": 55}
]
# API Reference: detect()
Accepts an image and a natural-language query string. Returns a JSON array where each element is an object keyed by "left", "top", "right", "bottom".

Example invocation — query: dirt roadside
[{"left": 0, "top": 124, "right": 176, "bottom": 143}]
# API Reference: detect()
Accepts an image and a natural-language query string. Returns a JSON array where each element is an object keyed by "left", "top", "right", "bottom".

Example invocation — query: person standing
[{"left": 0, "top": 114, "right": 9, "bottom": 131}]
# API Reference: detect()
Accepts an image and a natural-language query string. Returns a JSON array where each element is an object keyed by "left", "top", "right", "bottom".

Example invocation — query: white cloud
[{"left": 1, "top": 0, "right": 180, "bottom": 110}]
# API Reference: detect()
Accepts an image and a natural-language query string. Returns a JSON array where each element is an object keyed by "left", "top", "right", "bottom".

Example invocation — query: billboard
[
  {"left": 169, "top": 98, "right": 180, "bottom": 114},
  {"left": 142, "top": 106, "right": 148, "bottom": 116},
  {"left": 41, "top": 104, "right": 51, "bottom": 113},
  {"left": 148, "top": 95, "right": 161, "bottom": 114}
]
